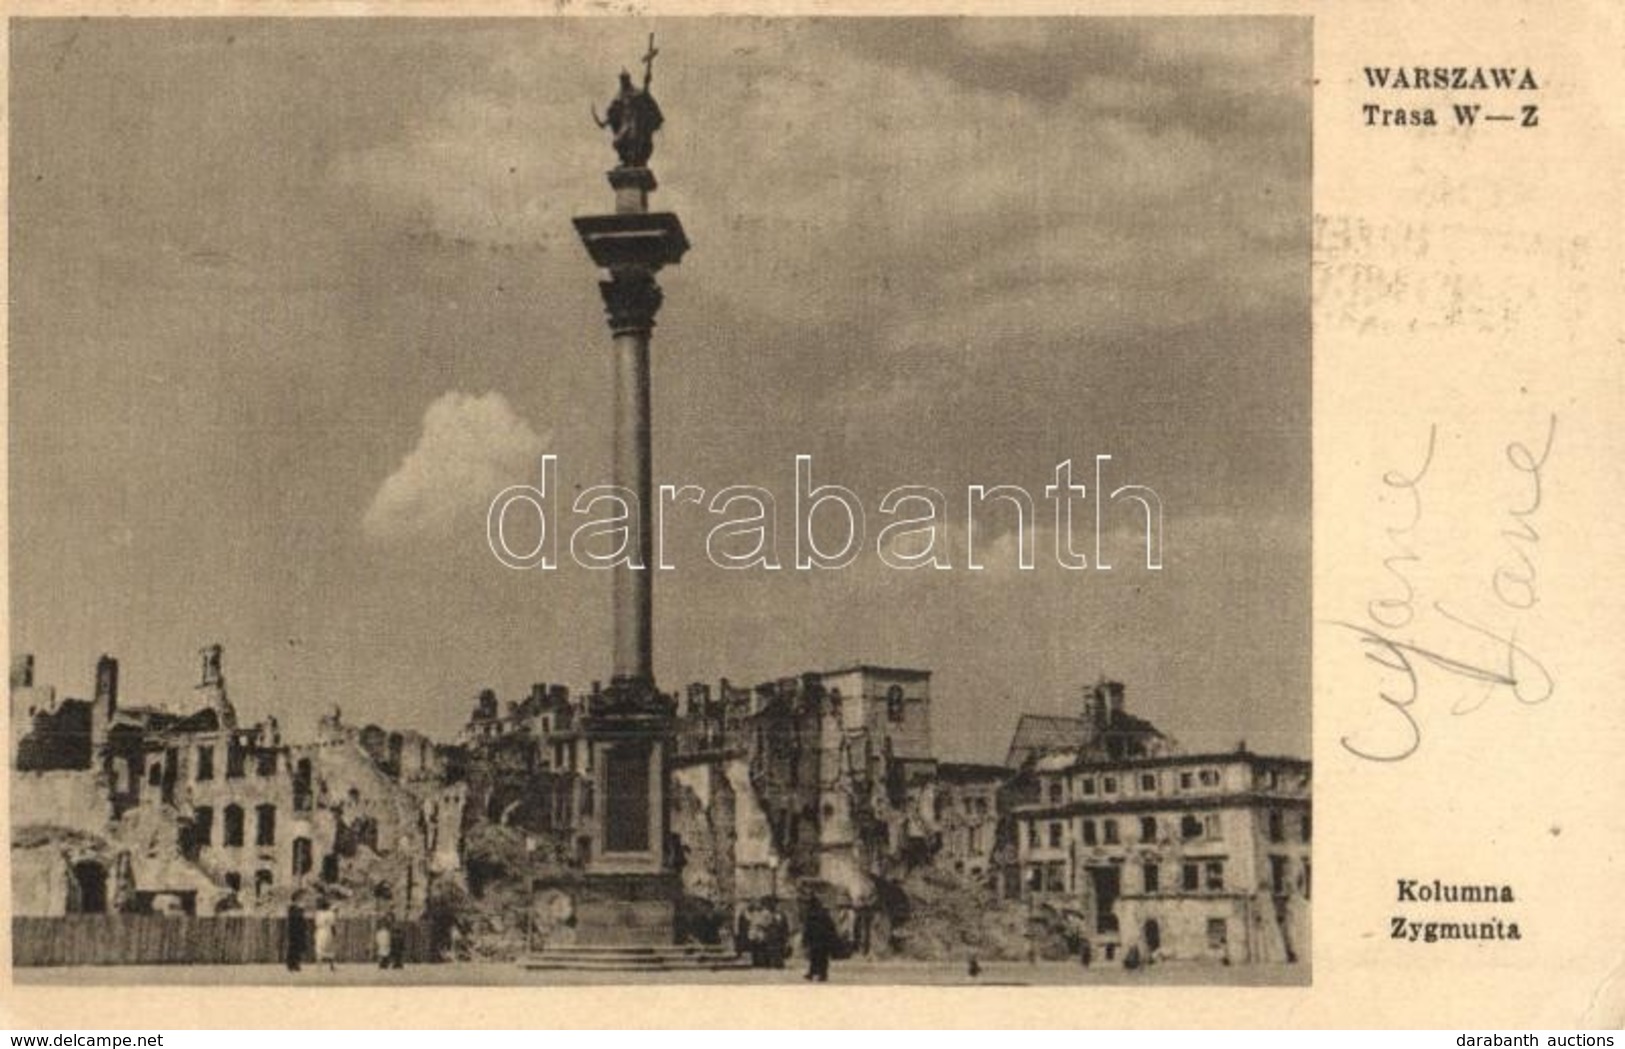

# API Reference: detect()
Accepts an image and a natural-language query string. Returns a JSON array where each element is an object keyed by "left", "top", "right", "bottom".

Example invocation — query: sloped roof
[{"left": 1004, "top": 714, "right": 1086, "bottom": 768}]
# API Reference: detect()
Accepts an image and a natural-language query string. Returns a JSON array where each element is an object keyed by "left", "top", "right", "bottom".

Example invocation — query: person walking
[
  {"left": 285, "top": 899, "right": 307, "bottom": 973},
  {"left": 314, "top": 897, "right": 338, "bottom": 972},
  {"left": 375, "top": 914, "right": 394, "bottom": 970},
  {"left": 801, "top": 895, "right": 837, "bottom": 983}
]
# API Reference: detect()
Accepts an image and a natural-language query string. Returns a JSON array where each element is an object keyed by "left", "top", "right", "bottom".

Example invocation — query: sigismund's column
[{"left": 567, "top": 41, "right": 689, "bottom": 944}]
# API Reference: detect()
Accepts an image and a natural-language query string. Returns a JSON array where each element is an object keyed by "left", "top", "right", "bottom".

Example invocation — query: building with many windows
[{"left": 1011, "top": 682, "right": 1310, "bottom": 965}]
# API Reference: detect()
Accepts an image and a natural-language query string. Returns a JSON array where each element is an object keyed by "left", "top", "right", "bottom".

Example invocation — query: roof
[
  {"left": 817, "top": 665, "right": 932, "bottom": 682},
  {"left": 1005, "top": 714, "right": 1086, "bottom": 768}
]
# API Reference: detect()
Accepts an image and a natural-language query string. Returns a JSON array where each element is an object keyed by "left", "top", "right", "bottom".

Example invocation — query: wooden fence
[{"left": 13, "top": 914, "right": 437, "bottom": 967}]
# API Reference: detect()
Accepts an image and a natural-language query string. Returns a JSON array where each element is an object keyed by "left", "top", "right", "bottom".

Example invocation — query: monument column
[{"left": 555, "top": 40, "right": 687, "bottom": 948}]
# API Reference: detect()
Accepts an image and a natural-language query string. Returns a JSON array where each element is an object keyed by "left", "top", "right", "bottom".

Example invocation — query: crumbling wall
[{"left": 12, "top": 770, "right": 110, "bottom": 834}]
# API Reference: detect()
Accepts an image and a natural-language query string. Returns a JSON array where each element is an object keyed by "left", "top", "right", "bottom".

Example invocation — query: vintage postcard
[{"left": 2, "top": 0, "right": 1621, "bottom": 1030}]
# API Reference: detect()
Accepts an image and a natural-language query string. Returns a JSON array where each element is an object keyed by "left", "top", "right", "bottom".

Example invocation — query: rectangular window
[
  {"left": 1080, "top": 777, "right": 1096, "bottom": 796},
  {"left": 1199, "top": 768, "right": 1221, "bottom": 787},
  {"left": 1048, "top": 781, "right": 1063, "bottom": 804},
  {"left": 1082, "top": 819, "right": 1097, "bottom": 846},
  {"left": 1179, "top": 771, "right": 1194, "bottom": 791},
  {"left": 193, "top": 806, "right": 214, "bottom": 847},
  {"left": 1102, "top": 776, "right": 1117, "bottom": 794},
  {"left": 1143, "top": 862, "right": 1160, "bottom": 894},
  {"left": 1182, "top": 862, "right": 1200, "bottom": 892},
  {"left": 1048, "top": 821, "right": 1063, "bottom": 848},
  {"left": 1139, "top": 772, "right": 1157, "bottom": 793},
  {"left": 255, "top": 804, "right": 276, "bottom": 847},
  {"left": 1102, "top": 819, "right": 1119, "bottom": 845},
  {"left": 226, "top": 741, "right": 245, "bottom": 779},
  {"left": 1301, "top": 812, "right": 1312, "bottom": 842},
  {"left": 1139, "top": 816, "right": 1157, "bottom": 842},
  {"left": 1045, "top": 863, "right": 1066, "bottom": 892},
  {"left": 196, "top": 746, "right": 214, "bottom": 782},
  {"left": 1204, "top": 813, "right": 1223, "bottom": 840},
  {"left": 1207, "top": 918, "right": 1228, "bottom": 949},
  {"left": 1027, "top": 822, "right": 1039, "bottom": 848},
  {"left": 1204, "top": 859, "right": 1225, "bottom": 891},
  {"left": 148, "top": 762, "right": 162, "bottom": 787},
  {"left": 1180, "top": 814, "right": 1203, "bottom": 840},
  {"left": 223, "top": 806, "right": 244, "bottom": 847},
  {"left": 1268, "top": 810, "right": 1285, "bottom": 843}
]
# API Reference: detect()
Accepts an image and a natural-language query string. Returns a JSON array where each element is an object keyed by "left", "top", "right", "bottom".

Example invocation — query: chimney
[
  {"left": 1106, "top": 680, "right": 1126, "bottom": 719},
  {"left": 200, "top": 644, "right": 223, "bottom": 687},
  {"left": 10, "top": 654, "right": 34, "bottom": 689},
  {"left": 95, "top": 655, "right": 119, "bottom": 712}
]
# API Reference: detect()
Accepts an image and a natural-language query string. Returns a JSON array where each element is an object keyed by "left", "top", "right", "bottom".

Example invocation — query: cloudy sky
[{"left": 10, "top": 18, "right": 1310, "bottom": 761}]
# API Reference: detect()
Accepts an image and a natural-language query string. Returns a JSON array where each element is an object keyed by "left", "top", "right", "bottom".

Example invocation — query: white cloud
[{"left": 362, "top": 391, "right": 547, "bottom": 542}]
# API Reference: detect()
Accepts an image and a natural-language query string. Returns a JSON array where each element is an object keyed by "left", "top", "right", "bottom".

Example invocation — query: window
[
  {"left": 1180, "top": 814, "right": 1203, "bottom": 840},
  {"left": 257, "top": 750, "right": 277, "bottom": 776},
  {"left": 255, "top": 804, "right": 276, "bottom": 847},
  {"left": 226, "top": 740, "right": 245, "bottom": 779},
  {"left": 1044, "top": 863, "right": 1066, "bottom": 892},
  {"left": 1270, "top": 854, "right": 1289, "bottom": 895},
  {"left": 1139, "top": 772, "right": 1157, "bottom": 793},
  {"left": 1199, "top": 768, "right": 1221, "bottom": 787},
  {"left": 581, "top": 781, "right": 594, "bottom": 817},
  {"left": 254, "top": 869, "right": 273, "bottom": 900},
  {"left": 1207, "top": 918, "right": 1228, "bottom": 950},
  {"left": 1139, "top": 816, "right": 1157, "bottom": 842},
  {"left": 1080, "top": 776, "right": 1096, "bottom": 796},
  {"left": 1048, "top": 780, "right": 1063, "bottom": 804},
  {"left": 1048, "top": 821, "right": 1063, "bottom": 848},
  {"left": 1082, "top": 819, "right": 1097, "bottom": 846},
  {"left": 1203, "top": 813, "right": 1223, "bottom": 840},
  {"left": 1204, "top": 860, "right": 1225, "bottom": 891},
  {"left": 223, "top": 805, "right": 244, "bottom": 847},
  {"left": 292, "top": 837, "right": 313, "bottom": 878},
  {"left": 974, "top": 797, "right": 989, "bottom": 816},
  {"left": 1027, "top": 822, "right": 1039, "bottom": 848},
  {"left": 886, "top": 685, "right": 905, "bottom": 723},
  {"left": 1179, "top": 771, "right": 1194, "bottom": 790},
  {"left": 224, "top": 872, "right": 242, "bottom": 893},
  {"left": 1268, "top": 810, "right": 1285, "bottom": 843},
  {"left": 196, "top": 746, "right": 215, "bottom": 782},
  {"left": 1143, "top": 862, "right": 1160, "bottom": 894},
  {"left": 1182, "top": 862, "right": 1200, "bottom": 892},
  {"left": 193, "top": 806, "right": 214, "bottom": 847},
  {"left": 1102, "top": 776, "right": 1117, "bottom": 795},
  {"left": 1103, "top": 819, "right": 1120, "bottom": 845},
  {"left": 1301, "top": 812, "right": 1312, "bottom": 842},
  {"left": 148, "top": 762, "right": 162, "bottom": 787}
]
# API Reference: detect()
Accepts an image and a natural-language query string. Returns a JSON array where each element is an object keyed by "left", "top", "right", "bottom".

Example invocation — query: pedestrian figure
[
  {"left": 285, "top": 899, "right": 307, "bottom": 972},
  {"left": 375, "top": 914, "right": 394, "bottom": 970},
  {"left": 801, "top": 895, "right": 837, "bottom": 983},
  {"left": 1079, "top": 938, "right": 1093, "bottom": 968},
  {"left": 968, "top": 954, "right": 981, "bottom": 979},
  {"left": 734, "top": 906, "right": 751, "bottom": 959},
  {"left": 314, "top": 896, "right": 338, "bottom": 972},
  {"left": 766, "top": 899, "right": 790, "bottom": 969}
]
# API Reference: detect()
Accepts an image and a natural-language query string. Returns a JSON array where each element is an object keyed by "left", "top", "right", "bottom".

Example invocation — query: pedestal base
[{"left": 533, "top": 872, "right": 677, "bottom": 948}]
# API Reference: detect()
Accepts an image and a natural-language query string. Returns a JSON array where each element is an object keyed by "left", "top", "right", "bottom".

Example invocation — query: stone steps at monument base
[{"left": 520, "top": 945, "right": 752, "bottom": 971}]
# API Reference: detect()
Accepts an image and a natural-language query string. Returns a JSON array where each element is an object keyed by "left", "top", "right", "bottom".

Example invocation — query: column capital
[{"left": 599, "top": 271, "right": 664, "bottom": 335}]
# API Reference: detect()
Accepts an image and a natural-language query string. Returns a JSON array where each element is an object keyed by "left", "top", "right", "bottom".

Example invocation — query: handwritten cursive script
[{"left": 1339, "top": 416, "right": 1556, "bottom": 762}]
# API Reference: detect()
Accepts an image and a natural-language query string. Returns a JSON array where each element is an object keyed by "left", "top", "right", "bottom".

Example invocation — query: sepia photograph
[{"left": 7, "top": 16, "right": 1313, "bottom": 988}]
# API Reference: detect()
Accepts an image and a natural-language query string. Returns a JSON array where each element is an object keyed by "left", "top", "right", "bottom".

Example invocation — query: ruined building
[{"left": 10, "top": 648, "right": 464, "bottom": 919}]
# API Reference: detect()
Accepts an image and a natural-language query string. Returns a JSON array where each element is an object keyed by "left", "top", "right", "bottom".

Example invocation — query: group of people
[
  {"left": 283, "top": 896, "right": 407, "bottom": 972},
  {"left": 734, "top": 894, "right": 842, "bottom": 983}
]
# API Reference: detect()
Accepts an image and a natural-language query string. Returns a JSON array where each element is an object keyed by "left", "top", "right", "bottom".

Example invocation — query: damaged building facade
[
  {"left": 1011, "top": 680, "right": 1311, "bottom": 964},
  {"left": 11, "top": 648, "right": 465, "bottom": 921}
]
